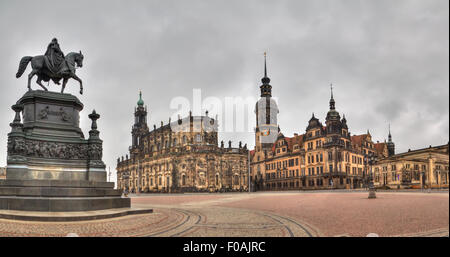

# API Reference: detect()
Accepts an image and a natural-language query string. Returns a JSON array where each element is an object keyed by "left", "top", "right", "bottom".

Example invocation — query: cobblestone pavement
[{"left": 0, "top": 191, "right": 447, "bottom": 237}]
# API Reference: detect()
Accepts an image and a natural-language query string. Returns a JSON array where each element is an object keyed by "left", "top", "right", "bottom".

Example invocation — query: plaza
[{"left": 0, "top": 190, "right": 447, "bottom": 237}]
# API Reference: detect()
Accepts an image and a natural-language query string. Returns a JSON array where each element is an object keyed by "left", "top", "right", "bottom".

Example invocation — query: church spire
[
  {"left": 387, "top": 123, "right": 395, "bottom": 156},
  {"left": 260, "top": 52, "right": 272, "bottom": 97},
  {"left": 388, "top": 123, "right": 392, "bottom": 142},
  {"left": 264, "top": 52, "right": 268, "bottom": 78},
  {"left": 329, "top": 83, "right": 335, "bottom": 110}
]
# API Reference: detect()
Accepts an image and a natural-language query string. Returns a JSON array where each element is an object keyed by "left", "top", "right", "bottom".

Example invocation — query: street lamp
[{"left": 365, "top": 152, "right": 377, "bottom": 199}]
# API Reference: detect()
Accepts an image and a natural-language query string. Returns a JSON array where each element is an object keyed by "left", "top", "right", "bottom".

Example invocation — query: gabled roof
[
  {"left": 271, "top": 133, "right": 305, "bottom": 153},
  {"left": 374, "top": 142, "right": 387, "bottom": 154},
  {"left": 351, "top": 134, "right": 369, "bottom": 147}
]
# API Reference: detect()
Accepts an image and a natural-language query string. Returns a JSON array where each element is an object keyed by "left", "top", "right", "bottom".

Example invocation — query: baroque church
[{"left": 116, "top": 92, "right": 249, "bottom": 193}]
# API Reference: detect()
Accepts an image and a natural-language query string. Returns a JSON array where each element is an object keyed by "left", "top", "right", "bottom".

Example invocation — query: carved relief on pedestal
[
  {"left": 88, "top": 143, "right": 102, "bottom": 160},
  {"left": 7, "top": 137, "right": 95, "bottom": 160},
  {"left": 37, "top": 105, "right": 72, "bottom": 122}
]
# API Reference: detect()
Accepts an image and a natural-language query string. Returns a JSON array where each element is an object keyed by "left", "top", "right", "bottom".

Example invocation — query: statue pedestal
[{"left": 0, "top": 90, "right": 133, "bottom": 213}]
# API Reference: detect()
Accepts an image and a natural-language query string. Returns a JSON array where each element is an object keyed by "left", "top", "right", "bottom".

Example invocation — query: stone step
[
  {"left": 0, "top": 187, "right": 122, "bottom": 197},
  {"left": 0, "top": 207, "right": 153, "bottom": 222},
  {"left": 0, "top": 179, "right": 114, "bottom": 188},
  {"left": 0, "top": 196, "right": 131, "bottom": 212}
]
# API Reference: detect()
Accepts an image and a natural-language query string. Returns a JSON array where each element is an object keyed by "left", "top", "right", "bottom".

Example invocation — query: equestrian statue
[{"left": 16, "top": 38, "right": 84, "bottom": 94}]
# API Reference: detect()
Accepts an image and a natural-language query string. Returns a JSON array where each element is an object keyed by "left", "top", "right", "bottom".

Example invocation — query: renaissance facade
[
  {"left": 250, "top": 56, "right": 394, "bottom": 191},
  {"left": 373, "top": 144, "right": 449, "bottom": 189},
  {"left": 116, "top": 93, "right": 249, "bottom": 193}
]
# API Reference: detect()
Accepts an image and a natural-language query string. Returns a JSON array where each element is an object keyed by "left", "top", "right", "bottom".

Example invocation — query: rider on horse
[
  {"left": 16, "top": 38, "right": 84, "bottom": 94},
  {"left": 44, "top": 38, "right": 67, "bottom": 85}
]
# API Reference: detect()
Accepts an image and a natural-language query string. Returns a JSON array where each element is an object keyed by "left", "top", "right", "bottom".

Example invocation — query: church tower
[
  {"left": 254, "top": 53, "right": 279, "bottom": 154},
  {"left": 131, "top": 91, "right": 149, "bottom": 150},
  {"left": 325, "top": 84, "right": 342, "bottom": 134},
  {"left": 387, "top": 124, "right": 395, "bottom": 156}
]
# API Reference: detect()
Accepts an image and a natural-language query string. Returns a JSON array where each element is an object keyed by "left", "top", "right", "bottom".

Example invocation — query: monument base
[
  {"left": 0, "top": 179, "right": 130, "bottom": 212},
  {"left": 0, "top": 207, "right": 153, "bottom": 222},
  {"left": 0, "top": 90, "right": 137, "bottom": 214}
]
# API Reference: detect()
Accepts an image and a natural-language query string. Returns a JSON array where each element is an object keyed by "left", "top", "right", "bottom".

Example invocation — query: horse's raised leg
[
  {"left": 27, "top": 70, "right": 36, "bottom": 91},
  {"left": 36, "top": 75, "right": 48, "bottom": 91},
  {"left": 61, "top": 78, "right": 68, "bottom": 94},
  {"left": 71, "top": 74, "right": 83, "bottom": 95}
]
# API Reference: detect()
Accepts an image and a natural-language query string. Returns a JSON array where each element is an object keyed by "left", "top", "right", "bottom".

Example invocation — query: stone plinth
[
  {"left": 7, "top": 90, "right": 105, "bottom": 182},
  {"left": 0, "top": 90, "right": 132, "bottom": 213}
]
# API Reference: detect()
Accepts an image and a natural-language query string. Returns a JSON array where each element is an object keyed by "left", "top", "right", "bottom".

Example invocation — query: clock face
[{"left": 262, "top": 129, "right": 270, "bottom": 136}]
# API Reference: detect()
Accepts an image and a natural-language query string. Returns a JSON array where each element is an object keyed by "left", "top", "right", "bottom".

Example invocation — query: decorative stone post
[
  {"left": 87, "top": 110, "right": 106, "bottom": 181},
  {"left": 7, "top": 104, "right": 26, "bottom": 166},
  {"left": 10, "top": 104, "right": 24, "bottom": 132}
]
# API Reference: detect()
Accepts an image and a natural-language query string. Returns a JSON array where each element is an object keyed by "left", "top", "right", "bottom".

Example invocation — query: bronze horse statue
[{"left": 16, "top": 51, "right": 84, "bottom": 94}]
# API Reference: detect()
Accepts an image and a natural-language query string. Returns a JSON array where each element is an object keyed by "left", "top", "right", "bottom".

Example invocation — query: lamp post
[
  {"left": 364, "top": 154, "right": 368, "bottom": 190},
  {"left": 365, "top": 152, "right": 377, "bottom": 199}
]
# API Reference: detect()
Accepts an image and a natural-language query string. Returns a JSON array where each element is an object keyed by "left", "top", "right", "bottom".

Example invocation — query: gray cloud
[{"left": 0, "top": 0, "right": 448, "bottom": 183}]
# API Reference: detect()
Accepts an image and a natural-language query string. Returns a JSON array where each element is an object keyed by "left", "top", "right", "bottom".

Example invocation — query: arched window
[
  {"left": 215, "top": 174, "right": 219, "bottom": 185},
  {"left": 182, "top": 174, "right": 186, "bottom": 186},
  {"left": 173, "top": 138, "right": 177, "bottom": 146},
  {"left": 196, "top": 134, "right": 202, "bottom": 142},
  {"left": 183, "top": 135, "right": 187, "bottom": 144}
]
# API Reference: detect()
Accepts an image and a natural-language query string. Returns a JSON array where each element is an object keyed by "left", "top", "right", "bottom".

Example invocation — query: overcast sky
[{"left": 0, "top": 0, "right": 448, "bottom": 183}]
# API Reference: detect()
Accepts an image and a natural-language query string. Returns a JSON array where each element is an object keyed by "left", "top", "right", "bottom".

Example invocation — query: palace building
[
  {"left": 250, "top": 55, "right": 395, "bottom": 191},
  {"left": 116, "top": 92, "right": 249, "bottom": 193},
  {"left": 373, "top": 144, "right": 449, "bottom": 189}
]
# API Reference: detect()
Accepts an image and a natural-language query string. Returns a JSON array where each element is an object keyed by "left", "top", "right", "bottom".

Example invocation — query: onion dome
[
  {"left": 260, "top": 52, "right": 272, "bottom": 97},
  {"left": 326, "top": 84, "right": 341, "bottom": 122},
  {"left": 137, "top": 91, "right": 144, "bottom": 106}
]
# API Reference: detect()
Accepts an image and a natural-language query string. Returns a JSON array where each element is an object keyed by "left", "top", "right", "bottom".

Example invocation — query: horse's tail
[{"left": 16, "top": 56, "right": 33, "bottom": 78}]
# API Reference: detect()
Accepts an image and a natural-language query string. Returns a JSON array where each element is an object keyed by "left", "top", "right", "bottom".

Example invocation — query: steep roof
[
  {"left": 271, "top": 133, "right": 305, "bottom": 153},
  {"left": 351, "top": 134, "right": 369, "bottom": 147},
  {"left": 374, "top": 142, "right": 387, "bottom": 154}
]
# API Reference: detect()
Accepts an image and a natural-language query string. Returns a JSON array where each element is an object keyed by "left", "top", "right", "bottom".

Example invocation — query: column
[{"left": 428, "top": 157, "right": 434, "bottom": 187}]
